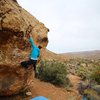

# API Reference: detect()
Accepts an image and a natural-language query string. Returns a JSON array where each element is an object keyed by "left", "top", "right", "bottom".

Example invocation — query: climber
[{"left": 21, "top": 34, "right": 42, "bottom": 77}]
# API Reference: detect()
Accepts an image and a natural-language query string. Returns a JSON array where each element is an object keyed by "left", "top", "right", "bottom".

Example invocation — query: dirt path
[
  {"left": 29, "top": 77, "right": 82, "bottom": 100},
  {"left": 67, "top": 74, "right": 82, "bottom": 89}
]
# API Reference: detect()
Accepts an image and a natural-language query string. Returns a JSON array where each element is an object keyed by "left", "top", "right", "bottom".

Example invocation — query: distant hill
[
  {"left": 42, "top": 49, "right": 68, "bottom": 61},
  {"left": 61, "top": 50, "right": 100, "bottom": 59},
  {"left": 42, "top": 50, "right": 100, "bottom": 60}
]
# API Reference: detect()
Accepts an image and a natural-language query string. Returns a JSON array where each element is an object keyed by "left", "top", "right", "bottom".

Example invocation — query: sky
[{"left": 17, "top": 0, "right": 100, "bottom": 53}]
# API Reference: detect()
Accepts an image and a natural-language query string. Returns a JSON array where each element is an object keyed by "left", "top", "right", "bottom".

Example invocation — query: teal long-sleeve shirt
[{"left": 29, "top": 37, "right": 40, "bottom": 60}]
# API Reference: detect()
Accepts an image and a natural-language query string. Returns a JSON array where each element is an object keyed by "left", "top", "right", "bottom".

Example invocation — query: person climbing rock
[{"left": 21, "top": 34, "right": 42, "bottom": 77}]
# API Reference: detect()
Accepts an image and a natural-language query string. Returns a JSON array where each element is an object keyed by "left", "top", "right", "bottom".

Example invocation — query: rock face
[{"left": 0, "top": 0, "right": 48, "bottom": 96}]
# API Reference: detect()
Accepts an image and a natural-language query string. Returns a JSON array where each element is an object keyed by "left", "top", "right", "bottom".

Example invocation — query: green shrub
[
  {"left": 90, "top": 66, "right": 100, "bottom": 84},
  {"left": 76, "top": 66, "right": 92, "bottom": 80},
  {"left": 84, "top": 89, "right": 100, "bottom": 100},
  {"left": 37, "top": 60, "right": 69, "bottom": 86}
]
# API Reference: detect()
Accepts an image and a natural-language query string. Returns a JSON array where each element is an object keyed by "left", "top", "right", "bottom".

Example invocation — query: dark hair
[
  {"left": 47, "top": 28, "right": 50, "bottom": 32},
  {"left": 38, "top": 46, "right": 42, "bottom": 49}
]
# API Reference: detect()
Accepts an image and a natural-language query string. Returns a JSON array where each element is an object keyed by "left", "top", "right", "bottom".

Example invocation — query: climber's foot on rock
[{"left": 26, "top": 91, "right": 32, "bottom": 96}]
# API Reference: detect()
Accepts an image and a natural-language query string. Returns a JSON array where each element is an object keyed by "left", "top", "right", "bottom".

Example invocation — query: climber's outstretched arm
[{"left": 29, "top": 34, "right": 35, "bottom": 48}]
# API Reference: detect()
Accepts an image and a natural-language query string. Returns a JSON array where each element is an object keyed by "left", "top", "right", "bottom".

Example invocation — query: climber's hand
[{"left": 29, "top": 34, "right": 32, "bottom": 37}]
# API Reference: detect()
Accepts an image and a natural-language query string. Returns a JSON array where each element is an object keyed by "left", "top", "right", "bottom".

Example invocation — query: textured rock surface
[{"left": 0, "top": 0, "right": 48, "bottom": 96}]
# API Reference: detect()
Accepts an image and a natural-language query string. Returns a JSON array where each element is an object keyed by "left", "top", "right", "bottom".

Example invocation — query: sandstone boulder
[{"left": 0, "top": 0, "right": 49, "bottom": 96}]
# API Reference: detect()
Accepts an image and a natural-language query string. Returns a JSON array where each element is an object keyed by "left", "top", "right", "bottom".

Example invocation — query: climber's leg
[
  {"left": 32, "top": 60, "right": 37, "bottom": 77},
  {"left": 21, "top": 59, "right": 33, "bottom": 68}
]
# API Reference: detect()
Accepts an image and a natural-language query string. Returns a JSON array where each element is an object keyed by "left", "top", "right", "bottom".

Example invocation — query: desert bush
[
  {"left": 90, "top": 66, "right": 100, "bottom": 84},
  {"left": 76, "top": 66, "right": 92, "bottom": 80},
  {"left": 84, "top": 89, "right": 100, "bottom": 100},
  {"left": 37, "top": 60, "right": 69, "bottom": 86}
]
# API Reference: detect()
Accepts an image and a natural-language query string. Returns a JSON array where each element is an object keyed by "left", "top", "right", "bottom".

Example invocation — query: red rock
[{"left": 0, "top": 0, "right": 49, "bottom": 96}]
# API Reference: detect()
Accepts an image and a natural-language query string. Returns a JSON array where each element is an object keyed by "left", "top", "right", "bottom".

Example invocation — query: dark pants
[{"left": 21, "top": 59, "right": 37, "bottom": 76}]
